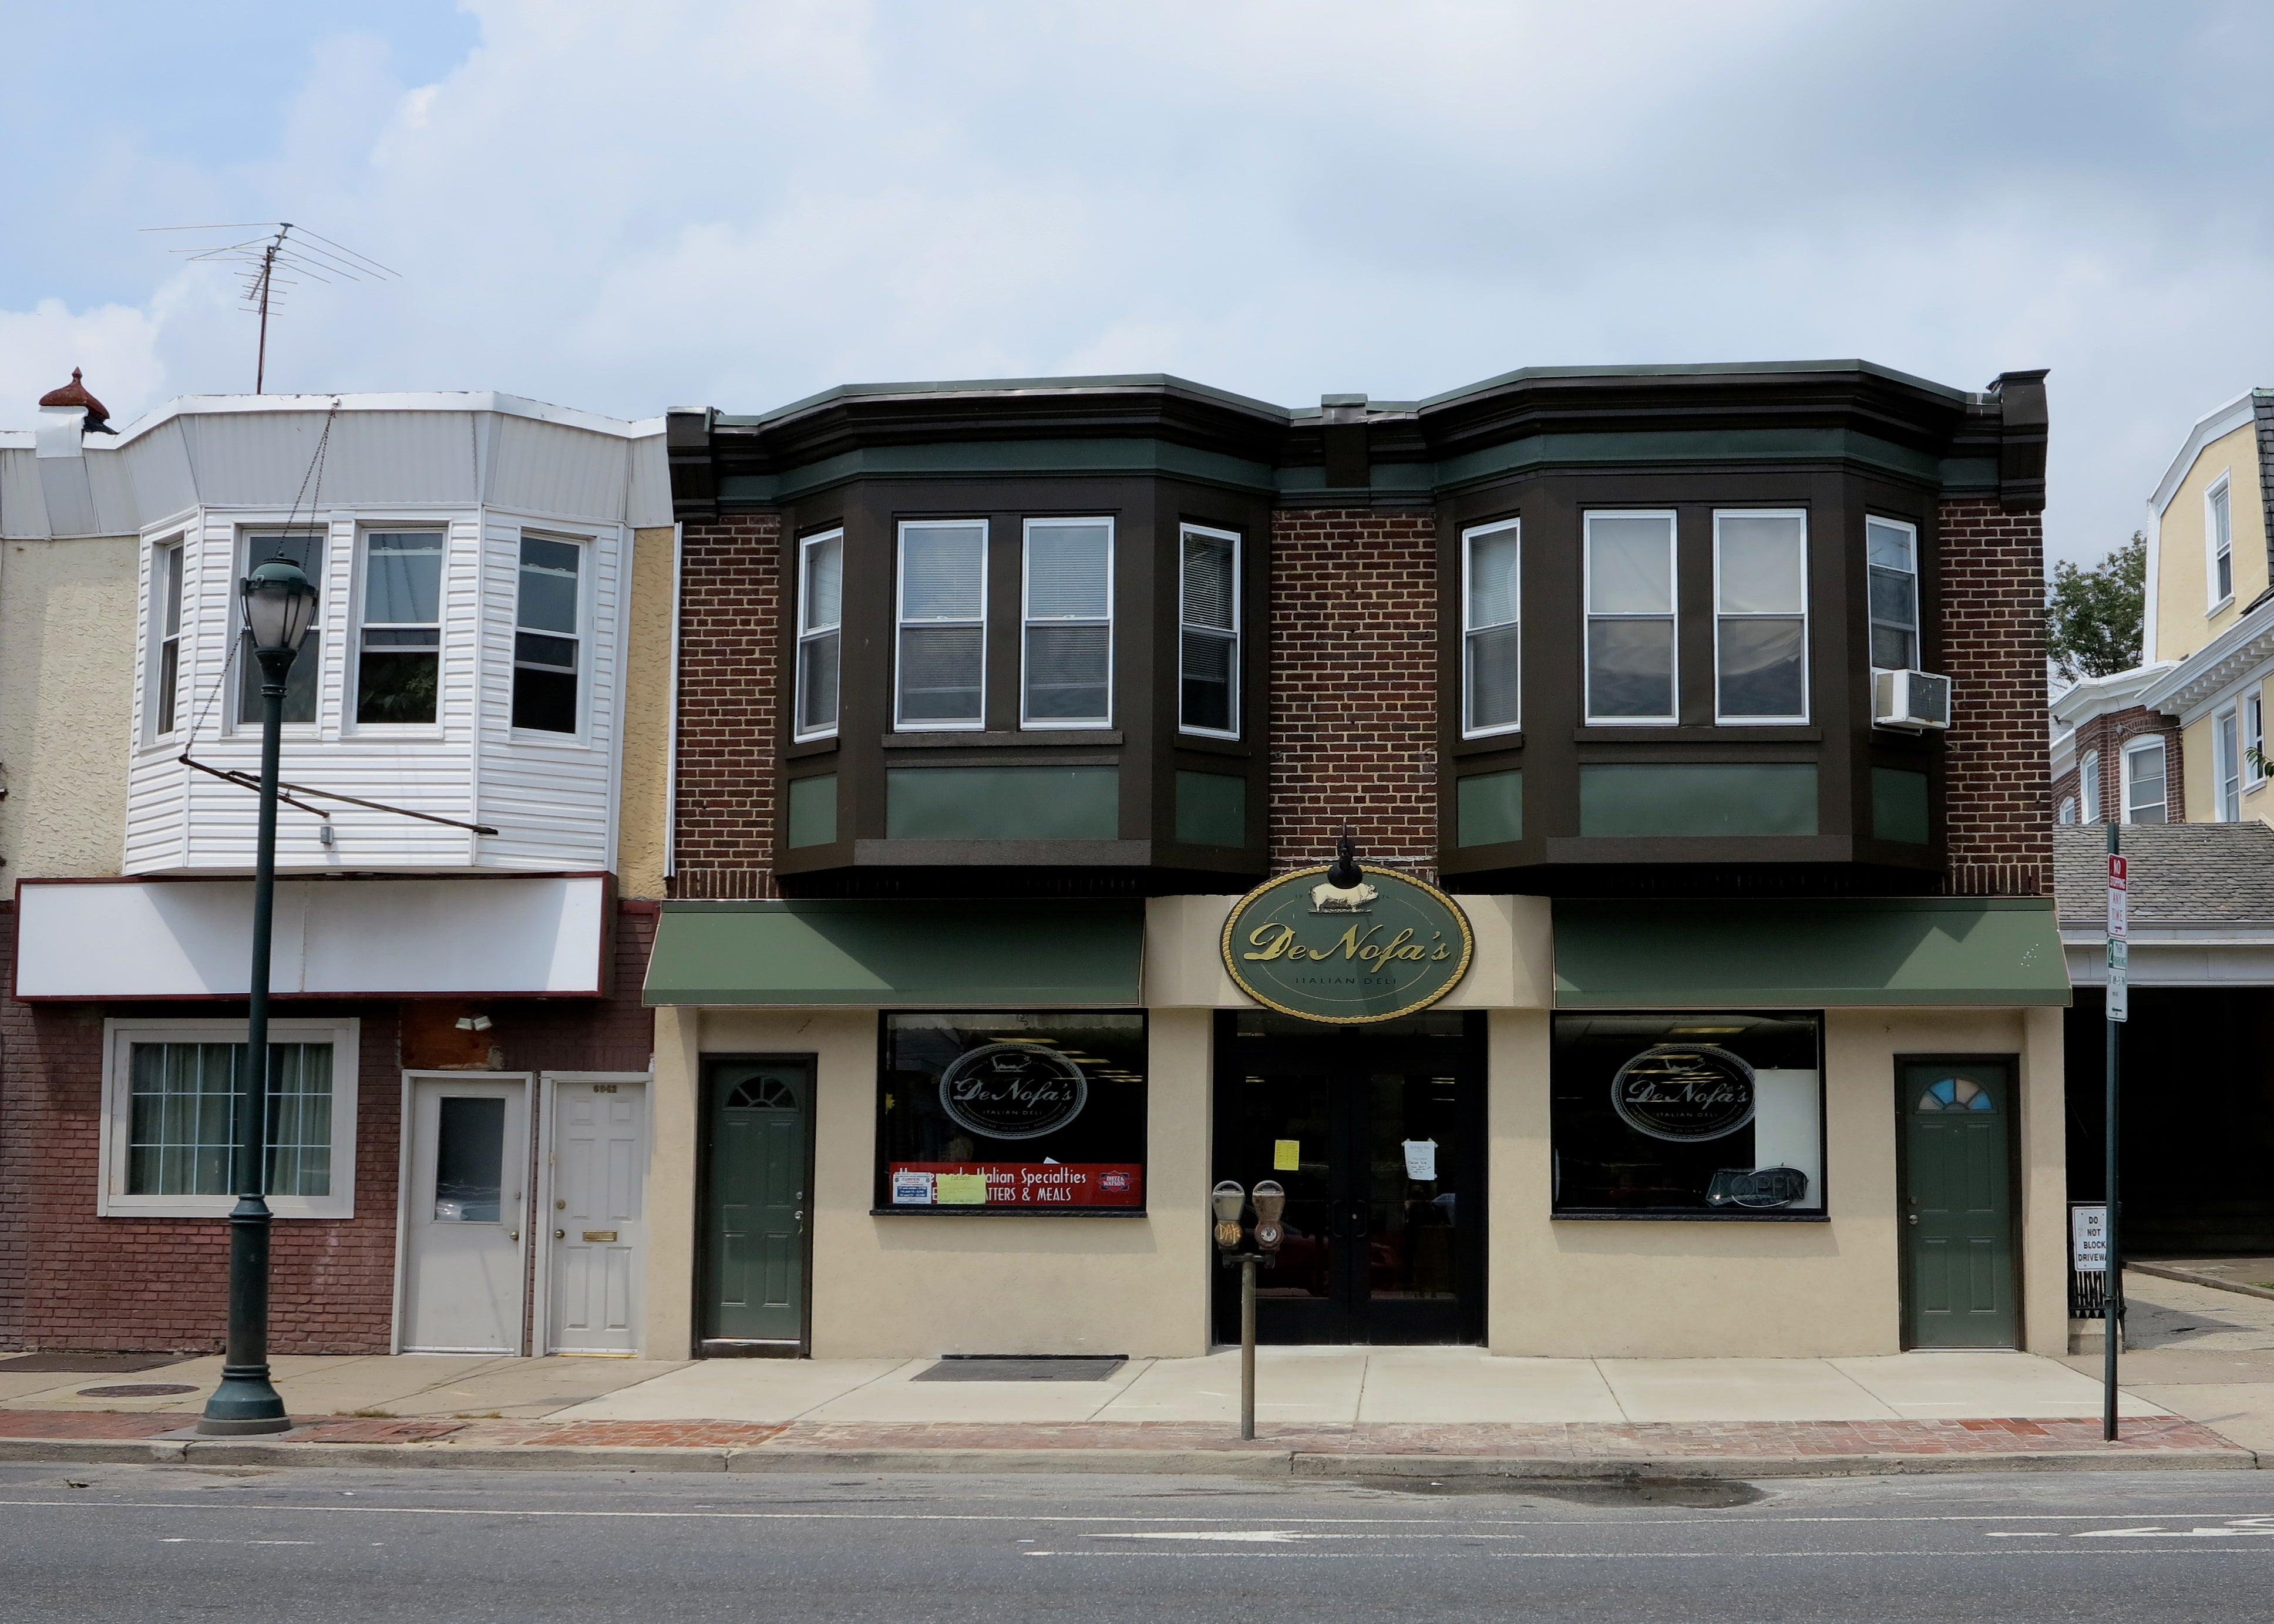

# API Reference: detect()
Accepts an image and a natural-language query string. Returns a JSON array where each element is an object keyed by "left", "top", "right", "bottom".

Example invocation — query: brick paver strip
[{"left": 0, "top": 1413, "right": 2239, "bottom": 1459}]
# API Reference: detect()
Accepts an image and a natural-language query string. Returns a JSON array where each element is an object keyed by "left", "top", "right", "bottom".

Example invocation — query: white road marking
[
  {"left": 1022, "top": 1548, "right": 2274, "bottom": 1560},
  {"left": 159, "top": 1538, "right": 314, "bottom": 1546}
]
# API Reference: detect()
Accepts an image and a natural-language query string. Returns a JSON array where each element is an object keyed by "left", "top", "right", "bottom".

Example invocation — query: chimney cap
[{"left": 38, "top": 368, "right": 109, "bottom": 417}]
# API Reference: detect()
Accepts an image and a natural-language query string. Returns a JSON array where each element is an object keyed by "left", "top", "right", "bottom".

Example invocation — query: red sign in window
[{"left": 888, "top": 1163, "right": 1143, "bottom": 1208}]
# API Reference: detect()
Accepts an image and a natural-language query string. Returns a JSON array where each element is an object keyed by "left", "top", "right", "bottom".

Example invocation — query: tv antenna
[{"left": 142, "top": 221, "right": 399, "bottom": 393}]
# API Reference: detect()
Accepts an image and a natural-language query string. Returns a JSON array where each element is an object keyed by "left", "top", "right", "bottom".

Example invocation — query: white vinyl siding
[
  {"left": 1021, "top": 519, "right": 1112, "bottom": 728},
  {"left": 1585, "top": 510, "right": 1677, "bottom": 724},
  {"left": 896, "top": 520, "right": 988, "bottom": 730},
  {"left": 2209, "top": 478, "right": 2234, "bottom": 608},
  {"left": 98, "top": 1017, "right": 359, "bottom": 1219},
  {"left": 1866, "top": 516, "right": 1920, "bottom": 671},
  {"left": 1461, "top": 519, "right": 1521, "bottom": 737},
  {"left": 794, "top": 529, "right": 844, "bottom": 741},
  {"left": 2124, "top": 739, "right": 2168, "bottom": 824},
  {"left": 1714, "top": 510, "right": 1808, "bottom": 724},
  {"left": 1179, "top": 524, "right": 1240, "bottom": 738}
]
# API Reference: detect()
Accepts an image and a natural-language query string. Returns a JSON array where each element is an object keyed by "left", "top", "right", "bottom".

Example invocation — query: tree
[{"left": 2046, "top": 533, "right": 2145, "bottom": 684}]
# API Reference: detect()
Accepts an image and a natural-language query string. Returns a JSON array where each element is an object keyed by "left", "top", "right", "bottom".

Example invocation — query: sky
[{"left": 5, "top": 1, "right": 2273, "bottom": 569}]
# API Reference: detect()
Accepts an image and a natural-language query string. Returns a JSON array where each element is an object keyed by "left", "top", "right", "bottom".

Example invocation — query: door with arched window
[
  {"left": 699, "top": 1056, "right": 814, "bottom": 1353},
  {"left": 1898, "top": 1058, "right": 2018, "bottom": 1347}
]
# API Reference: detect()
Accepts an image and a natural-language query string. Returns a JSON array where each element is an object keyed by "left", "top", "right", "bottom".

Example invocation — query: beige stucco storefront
[{"left": 638, "top": 894, "right": 2070, "bottom": 1363}]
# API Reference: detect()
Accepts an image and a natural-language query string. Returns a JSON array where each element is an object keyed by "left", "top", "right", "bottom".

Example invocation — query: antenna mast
[{"left": 142, "top": 221, "right": 400, "bottom": 394}]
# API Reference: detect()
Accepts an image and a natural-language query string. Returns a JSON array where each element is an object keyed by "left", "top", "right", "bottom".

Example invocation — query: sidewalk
[{"left": 1, "top": 1335, "right": 2250, "bottom": 1478}]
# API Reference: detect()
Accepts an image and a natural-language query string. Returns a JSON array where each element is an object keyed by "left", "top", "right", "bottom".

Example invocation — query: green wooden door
[
  {"left": 702, "top": 1060, "right": 810, "bottom": 1349},
  {"left": 1901, "top": 1061, "right": 2017, "bottom": 1347}
]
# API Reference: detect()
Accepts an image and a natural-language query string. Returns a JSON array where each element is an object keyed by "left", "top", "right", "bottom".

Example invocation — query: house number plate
[{"left": 581, "top": 1230, "right": 618, "bottom": 1243}]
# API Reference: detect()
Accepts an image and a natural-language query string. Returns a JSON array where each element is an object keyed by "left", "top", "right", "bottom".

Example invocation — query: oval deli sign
[{"left": 1220, "top": 865, "right": 1473, "bottom": 1023}]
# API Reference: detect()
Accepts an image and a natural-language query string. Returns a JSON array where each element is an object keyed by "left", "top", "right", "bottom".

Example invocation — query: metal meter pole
[
  {"left": 2104, "top": 823, "right": 2125, "bottom": 1441},
  {"left": 1240, "top": 1258, "right": 1257, "bottom": 1441}
]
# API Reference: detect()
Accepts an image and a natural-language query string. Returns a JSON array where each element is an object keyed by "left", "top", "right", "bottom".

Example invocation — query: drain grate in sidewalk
[{"left": 913, "top": 1356, "right": 1127, "bottom": 1383}]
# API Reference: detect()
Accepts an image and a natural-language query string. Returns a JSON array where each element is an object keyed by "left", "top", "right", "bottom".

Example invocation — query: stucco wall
[
  {"left": 2158, "top": 421, "right": 2268, "bottom": 663},
  {"left": 0, "top": 533, "right": 135, "bottom": 878},
  {"left": 616, "top": 524, "right": 678, "bottom": 898},
  {"left": 1489, "top": 1006, "right": 2066, "bottom": 1358}
]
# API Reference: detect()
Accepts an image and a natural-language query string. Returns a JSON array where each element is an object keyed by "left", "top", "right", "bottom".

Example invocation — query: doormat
[
  {"left": 913, "top": 1356, "right": 1127, "bottom": 1383},
  {"left": 0, "top": 1354, "right": 194, "bottom": 1375},
  {"left": 75, "top": 1384, "right": 201, "bottom": 1398}
]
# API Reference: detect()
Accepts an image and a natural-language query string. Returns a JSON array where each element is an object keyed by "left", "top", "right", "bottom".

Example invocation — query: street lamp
[{"left": 197, "top": 557, "right": 318, "bottom": 1437}]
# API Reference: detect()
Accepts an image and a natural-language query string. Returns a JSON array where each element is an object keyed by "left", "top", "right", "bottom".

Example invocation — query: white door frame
[
  {"left": 390, "top": 1070, "right": 536, "bottom": 1356},
  {"left": 533, "top": 1070, "right": 654, "bottom": 1357}
]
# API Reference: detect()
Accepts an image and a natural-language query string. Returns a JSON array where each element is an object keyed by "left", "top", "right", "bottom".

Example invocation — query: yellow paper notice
[
  {"left": 936, "top": 1174, "right": 988, "bottom": 1205},
  {"left": 1273, "top": 1139, "right": 1300, "bottom": 1171}
]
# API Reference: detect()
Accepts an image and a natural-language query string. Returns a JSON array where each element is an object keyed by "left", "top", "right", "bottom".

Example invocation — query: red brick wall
[
  {"left": 2052, "top": 705, "right": 2184, "bottom": 825},
  {"left": 1268, "top": 507, "right": 1439, "bottom": 877},
  {"left": 0, "top": 900, "right": 656, "bottom": 1354},
  {"left": 671, "top": 513, "right": 782, "bottom": 900},
  {"left": 1937, "top": 497, "right": 2053, "bottom": 896}
]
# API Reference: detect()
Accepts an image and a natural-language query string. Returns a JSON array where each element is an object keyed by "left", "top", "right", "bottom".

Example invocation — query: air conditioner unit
[{"left": 1873, "top": 668, "right": 1952, "bottom": 731}]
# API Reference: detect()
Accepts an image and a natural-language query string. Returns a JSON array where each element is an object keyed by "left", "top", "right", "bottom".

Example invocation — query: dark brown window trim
[
  {"left": 882, "top": 729, "right": 1123, "bottom": 749},
  {"left": 1572, "top": 727, "right": 1822, "bottom": 745},
  {"left": 785, "top": 737, "right": 840, "bottom": 760},
  {"left": 1450, "top": 733, "right": 1525, "bottom": 758}
]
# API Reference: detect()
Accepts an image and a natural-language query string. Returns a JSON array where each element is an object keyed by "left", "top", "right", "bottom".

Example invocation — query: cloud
[{"left": 2, "top": 0, "right": 2271, "bottom": 564}]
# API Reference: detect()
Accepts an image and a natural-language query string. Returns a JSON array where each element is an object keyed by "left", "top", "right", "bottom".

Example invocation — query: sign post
[{"left": 2104, "top": 833, "right": 2126, "bottom": 1440}]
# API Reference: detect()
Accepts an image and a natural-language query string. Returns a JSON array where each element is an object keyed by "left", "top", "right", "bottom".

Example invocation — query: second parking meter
[{"left": 1251, "top": 1180, "right": 1286, "bottom": 1253}]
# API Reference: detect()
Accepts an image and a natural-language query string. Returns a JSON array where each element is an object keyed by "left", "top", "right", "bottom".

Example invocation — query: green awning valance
[
  {"left": 643, "top": 900, "right": 1144, "bottom": 1007},
  {"left": 1552, "top": 897, "right": 2071, "bottom": 1009}
]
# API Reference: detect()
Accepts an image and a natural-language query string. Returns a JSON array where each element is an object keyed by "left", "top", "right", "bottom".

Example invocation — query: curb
[
  {"left": 0, "top": 1435, "right": 2256, "bottom": 1478},
  {"left": 2128, "top": 1262, "right": 2274, "bottom": 1303}
]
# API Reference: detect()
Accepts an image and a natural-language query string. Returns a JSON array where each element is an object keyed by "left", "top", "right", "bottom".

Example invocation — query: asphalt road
[{"left": 2, "top": 1461, "right": 2271, "bottom": 1623}]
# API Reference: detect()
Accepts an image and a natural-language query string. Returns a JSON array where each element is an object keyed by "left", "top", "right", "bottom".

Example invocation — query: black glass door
[{"left": 1212, "top": 1011, "right": 1485, "bottom": 1344}]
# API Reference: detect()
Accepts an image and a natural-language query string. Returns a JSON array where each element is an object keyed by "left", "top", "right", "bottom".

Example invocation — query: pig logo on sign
[{"left": 1308, "top": 880, "right": 1378, "bottom": 913}]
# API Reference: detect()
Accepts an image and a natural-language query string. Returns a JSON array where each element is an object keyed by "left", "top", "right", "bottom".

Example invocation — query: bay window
[
  {"left": 896, "top": 520, "right": 987, "bottom": 729},
  {"left": 512, "top": 534, "right": 583, "bottom": 734},
  {"left": 1714, "top": 510, "right": 1808, "bottom": 723},
  {"left": 795, "top": 528, "right": 844, "bottom": 739},
  {"left": 1179, "top": 524, "right": 1240, "bottom": 737},
  {"left": 1022, "top": 519, "right": 1112, "bottom": 727},
  {"left": 1584, "top": 511, "right": 1677, "bottom": 724},
  {"left": 1866, "top": 516, "right": 1919, "bottom": 671},
  {"left": 1461, "top": 519, "right": 1521, "bottom": 737},
  {"left": 357, "top": 529, "right": 445, "bottom": 724}
]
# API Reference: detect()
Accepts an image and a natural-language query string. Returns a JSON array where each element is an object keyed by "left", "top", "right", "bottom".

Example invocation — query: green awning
[
  {"left": 643, "top": 900, "right": 1144, "bottom": 1007},
  {"left": 1552, "top": 897, "right": 2071, "bottom": 1009}
]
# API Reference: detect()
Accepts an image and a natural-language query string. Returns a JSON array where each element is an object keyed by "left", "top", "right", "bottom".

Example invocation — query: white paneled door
[
  {"left": 545, "top": 1076, "right": 648, "bottom": 1354},
  {"left": 401, "top": 1075, "right": 530, "bottom": 1355}
]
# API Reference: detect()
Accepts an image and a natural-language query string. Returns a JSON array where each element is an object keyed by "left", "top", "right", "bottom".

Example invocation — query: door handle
[
  {"left": 555, "top": 1228, "right": 566, "bottom": 1239},
  {"left": 1908, "top": 1214, "right": 1919, "bottom": 1226},
  {"left": 509, "top": 1230, "right": 520, "bottom": 1242}
]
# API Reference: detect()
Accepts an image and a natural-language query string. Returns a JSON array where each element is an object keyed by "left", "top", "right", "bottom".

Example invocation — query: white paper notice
[{"left": 1402, "top": 1139, "right": 1438, "bottom": 1181}]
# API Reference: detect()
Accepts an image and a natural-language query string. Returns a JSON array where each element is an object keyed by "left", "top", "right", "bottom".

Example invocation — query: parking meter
[
  {"left": 1212, "top": 1180, "right": 1246, "bottom": 1252},
  {"left": 1251, "top": 1180, "right": 1286, "bottom": 1253}
]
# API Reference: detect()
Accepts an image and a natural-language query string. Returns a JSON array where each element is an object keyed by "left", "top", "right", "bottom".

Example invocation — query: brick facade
[
  {"left": 0, "top": 900, "right": 655, "bottom": 1354},
  {"left": 2052, "top": 705, "right": 2184, "bottom": 826},
  {"left": 1936, "top": 496, "right": 2054, "bottom": 897},
  {"left": 670, "top": 513, "right": 782, "bottom": 900},
  {"left": 1267, "top": 506, "right": 1440, "bottom": 877}
]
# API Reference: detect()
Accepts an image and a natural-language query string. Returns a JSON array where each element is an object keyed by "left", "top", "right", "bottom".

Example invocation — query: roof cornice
[
  {"left": 2140, "top": 597, "right": 2274, "bottom": 718},
  {"left": 2150, "top": 391, "right": 2259, "bottom": 515},
  {"left": 2048, "top": 661, "right": 2179, "bottom": 727}
]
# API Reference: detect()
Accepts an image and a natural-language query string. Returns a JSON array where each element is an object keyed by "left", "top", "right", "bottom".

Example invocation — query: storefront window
[
  {"left": 1551, "top": 1011, "right": 1824, "bottom": 1216},
  {"left": 877, "top": 1013, "right": 1146, "bottom": 1212}
]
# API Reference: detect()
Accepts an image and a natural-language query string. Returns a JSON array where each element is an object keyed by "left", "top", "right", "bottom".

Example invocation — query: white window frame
[
  {"left": 2216, "top": 706, "right": 2241, "bottom": 822},
  {"left": 2080, "top": 751, "right": 2101, "bottom": 823},
  {"left": 1461, "top": 517, "right": 1522, "bottom": 738},
  {"left": 233, "top": 527, "right": 331, "bottom": 733},
  {"left": 148, "top": 534, "right": 186, "bottom": 741},
  {"left": 1584, "top": 509, "right": 1679, "bottom": 726},
  {"left": 2058, "top": 796, "right": 2077, "bottom": 825},
  {"left": 2248, "top": 690, "right": 2266, "bottom": 789},
  {"left": 99, "top": 1017, "right": 361, "bottom": 1219},
  {"left": 510, "top": 530, "right": 589, "bottom": 741},
  {"left": 2124, "top": 738, "right": 2168, "bottom": 825},
  {"left": 1865, "top": 515, "right": 1921, "bottom": 673},
  {"left": 351, "top": 523, "right": 449, "bottom": 731},
  {"left": 1711, "top": 508, "right": 1809, "bottom": 725},
  {"left": 793, "top": 527, "right": 845, "bottom": 742},
  {"left": 1178, "top": 522, "right": 1242, "bottom": 740},
  {"left": 2208, "top": 474, "right": 2234, "bottom": 611},
  {"left": 1019, "top": 516, "right": 1114, "bottom": 730},
  {"left": 893, "top": 518, "right": 989, "bottom": 732}
]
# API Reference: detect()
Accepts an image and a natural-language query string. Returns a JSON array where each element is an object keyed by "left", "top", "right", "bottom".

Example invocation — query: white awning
[{"left": 12, "top": 875, "right": 608, "bottom": 1000}]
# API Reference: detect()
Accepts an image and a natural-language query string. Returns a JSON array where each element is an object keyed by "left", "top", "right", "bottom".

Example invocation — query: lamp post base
[{"left": 196, "top": 1367, "right": 291, "bottom": 1435}]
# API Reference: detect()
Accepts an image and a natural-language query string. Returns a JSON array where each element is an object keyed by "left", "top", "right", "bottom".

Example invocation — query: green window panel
[
  {"left": 786, "top": 774, "right": 838, "bottom": 849},
  {"left": 1872, "top": 766, "right": 1931, "bottom": 845},
  {"left": 886, "top": 766, "right": 1119, "bottom": 840},
  {"left": 1175, "top": 771, "right": 1246, "bottom": 848},
  {"left": 1579, "top": 763, "right": 1818, "bottom": 839},
  {"left": 1456, "top": 769, "right": 1523, "bottom": 847}
]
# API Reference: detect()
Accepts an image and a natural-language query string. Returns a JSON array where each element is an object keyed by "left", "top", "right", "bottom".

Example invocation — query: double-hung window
[
  {"left": 1022, "top": 519, "right": 1112, "bottom": 727},
  {"left": 357, "top": 529, "right": 445, "bottom": 724},
  {"left": 2125, "top": 739, "right": 2168, "bottom": 824},
  {"left": 99, "top": 1017, "right": 359, "bottom": 1219},
  {"left": 896, "top": 520, "right": 987, "bottom": 729},
  {"left": 151, "top": 537, "right": 185, "bottom": 737},
  {"left": 1714, "top": 510, "right": 1808, "bottom": 722},
  {"left": 2216, "top": 708, "right": 2241, "bottom": 822},
  {"left": 1179, "top": 524, "right": 1240, "bottom": 737},
  {"left": 2080, "top": 751, "right": 2101, "bottom": 823},
  {"left": 1461, "top": 519, "right": 1521, "bottom": 737},
  {"left": 2210, "top": 478, "right": 2234, "bottom": 607},
  {"left": 2249, "top": 692, "right": 2266, "bottom": 791},
  {"left": 1585, "top": 511, "right": 1677, "bottom": 724},
  {"left": 238, "top": 531, "right": 325, "bottom": 726},
  {"left": 2058, "top": 796, "right": 2077, "bottom": 825},
  {"left": 512, "top": 535, "right": 582, "bottom": 734},
  {"left": 794, "top": 528, "right": 844, "bottom": 739},
  {"left": 1866, "top": 517, "right": 1920, "bottom": 671}
]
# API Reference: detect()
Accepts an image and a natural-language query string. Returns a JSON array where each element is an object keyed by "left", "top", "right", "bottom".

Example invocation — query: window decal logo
[{"left": 1610, "top": 1044, "right": 1757, "bottom": 1142}]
